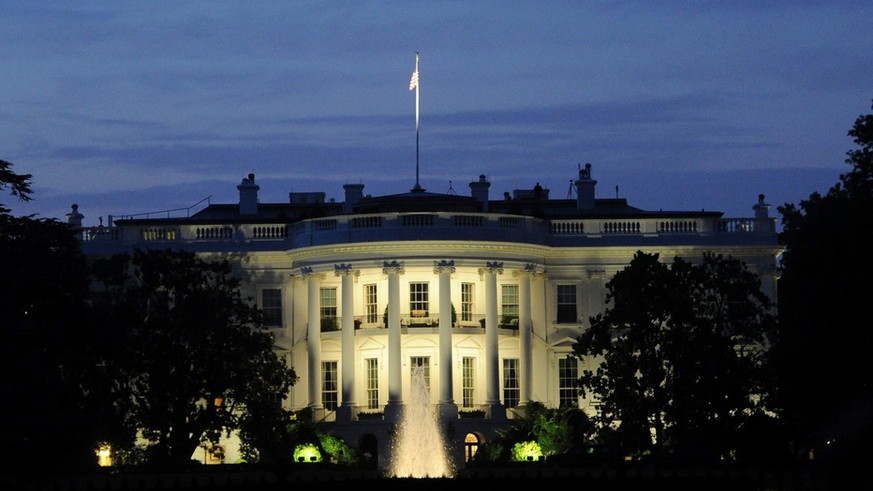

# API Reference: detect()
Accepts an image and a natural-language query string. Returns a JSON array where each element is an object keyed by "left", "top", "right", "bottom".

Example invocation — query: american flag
[{"left": 409, "top": 69, "right": 419, "bottom": 91}]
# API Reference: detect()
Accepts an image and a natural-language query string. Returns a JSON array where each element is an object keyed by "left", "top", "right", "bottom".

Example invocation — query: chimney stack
[
  {"left": 574, "top": 163, "right": 597, "bottom": 211},
  {"left": 343, "top": 183, "right": 365, "bottom": 213},
  {"left": 469, "top": 174, "right": 491, "bottom": 211},
  {"left": 237, "top": 173, "right": 260, "bottom": 215}
]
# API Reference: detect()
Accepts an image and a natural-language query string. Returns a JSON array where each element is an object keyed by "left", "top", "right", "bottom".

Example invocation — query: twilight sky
[{"left": 2, "top": 1, "right": 871, "bottom": 226}]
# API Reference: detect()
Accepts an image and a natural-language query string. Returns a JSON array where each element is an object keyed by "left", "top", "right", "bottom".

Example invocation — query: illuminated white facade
[{"left": 74, "top": 165, "right": 781, "bottom": 469}]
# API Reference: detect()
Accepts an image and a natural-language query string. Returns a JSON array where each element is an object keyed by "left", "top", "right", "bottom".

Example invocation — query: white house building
[{"left": 71, "top": 164, "right": 781, "bottom": 471}]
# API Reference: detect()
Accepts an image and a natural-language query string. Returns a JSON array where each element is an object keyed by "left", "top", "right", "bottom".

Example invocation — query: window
[
  {"left": 261, "top": 288, "right": 282, "bottom": 327},
  {"left": 503, "top": 358, "right": 519, "bottom": 408},
  {"left": 556, "top": 284, "right": 578, "bottom": 324},
  {"left": 501, "top": 284, "right": 519, "bottom": 324},
  {"left": 322, "top": 361, "right": 338, "bottom": 411},
  {"left": 409, "top": 282, "right": 429, "bottom": 314},
  {"left": 461, "top": 282, "right": 475, "bottom": 322},
  {"left": 366, "top": 358, "right": 379, "bottom": 409},
  {"left": 365, "top": 284, "right": 378, "bottom": 324},
  {"left": 464, "top": 433, "right": 481, "bottom": 464},
  {"left": 320, "top": 287, "right": 337, "bottom": 330},
  {"left": 410, "top": 356, "right": 431, "bottom": 394},
  {"left": 462, "top": 357, "right": 475, "bottom": 408},
  {"left": 558, "top": 357, "right": 579, "bottom": 408}
]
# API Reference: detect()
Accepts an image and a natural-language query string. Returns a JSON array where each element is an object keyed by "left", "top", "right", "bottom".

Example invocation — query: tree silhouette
[
  {"left": 774, "top": 100, "right": 873, "bottom": 485},
  {"left": 572, "top": 251, "right": 778, "bottom": 462},
  {"left": 91, "top": 248, "right": 298, "bottom": 466},
  {"left": 0, "top": 159, "right": 105, "bottom": 469}
]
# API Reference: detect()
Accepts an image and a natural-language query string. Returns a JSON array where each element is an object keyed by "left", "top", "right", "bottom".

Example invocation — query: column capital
[
  {"left": 334, "top": 263, "right": 358, "bottom": 277},
  {"left": 513, "top": 263, "right": 543, "bottom": 278},
  {"left": 480, "top": 261, "right": 504, "bottom": 275},
  {"left": 433, "top": 259, "right": 456, "bottom": 274},
  {"left": 294, "top": 266, "right": 325, "bottom": 280},
  {"left": 382, "top": 260, "right": 405, "bottom": 275}
]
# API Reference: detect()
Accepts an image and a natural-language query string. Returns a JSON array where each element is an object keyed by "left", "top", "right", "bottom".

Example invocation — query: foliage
[
  {"left": 240, "top": 408, "right": 358, "bottom": 465},
  {"left": 774, "top": 100, "right": 873, "bottom": 478},
  {"left": 510, "top": 441, "right": 543, "bottom": 461},
  {"left": 572, "top": 251, "right": 778, "bottom": 461},
  {"left": 293, "top": 443, "right": 322, "bottom": 463},
  {"left": 472, "top": 402, "right": 592, "bottom": 463},
  {"left": 318, "top": 432, "right": 359, "bottom": 464},
  {"left": 0, "top": 159, "right": 33, "bottom": 213},
  {"left": 0, "top": 161, "right": 114, "bottom": 470},
  {"left": 90, "top": 248, "right": 298, "bottom": 467}
]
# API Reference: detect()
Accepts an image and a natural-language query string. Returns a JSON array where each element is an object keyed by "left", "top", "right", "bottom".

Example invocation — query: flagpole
[{"left": 413, "top": 51, "right": 421, "bottom": 191}]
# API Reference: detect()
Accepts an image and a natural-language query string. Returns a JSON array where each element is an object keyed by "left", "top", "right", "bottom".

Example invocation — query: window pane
[
  {"left": 320, "top": 287, "right": 337, "bottom": 330},
  {"left": 261, "top": 288, "right": 282, "bottom": 327},
  {"left": 365, "top": 284, "right": 378, "bottom": 324},
  {"left": 556, "top": 284, "right": 578, "bottom": 324},
  {"left": 409, "top": 282, "right": 429, "bottom": 313},
  {"left": 461, "top": 283, "right": 474, "bottom": 322},
  {"left": 410, "top": 356, "right": 431, "bottom": 395},
  {"left": 322, "top": 361, "right": 338, "bottom": 411},
  {"left": 501, "top": 284, "right": 519, "bottom": 323},
  {"left": 558, "top": 357, "right": 579, "bottom": 408},
  {"left": 463, "top": 357, "right": 475, "bottom": 408},
  {"left": 503, "top": 358, "right": 519, "bottom": 408},
  {"left": 366, "top": 358, "right": 379, "bottom": 409}
]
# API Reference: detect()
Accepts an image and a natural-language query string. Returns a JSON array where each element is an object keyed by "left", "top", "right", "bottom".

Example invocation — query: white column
[
  {"left": 336, "top": 264, "right": 357, "bottom": 421},
  {"left": 435, "top": 260, "right": 457, "bottom": 417},
  {"left": 517, "top": 264, "right": 538, "bottom": 407},
  {"left": 303, "top": 267, "right": 323, "bottom": 414},
  {"left": 383, "top": 261, "right": 404, "bottom": 420},
  {"left": 483, "top": 261, "right": 503, "bottom": 417}
]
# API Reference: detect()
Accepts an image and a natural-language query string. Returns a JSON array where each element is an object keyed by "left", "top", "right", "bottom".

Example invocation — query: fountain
[{"left": 388, "top": 366, "right": 454, "bottom": 478}]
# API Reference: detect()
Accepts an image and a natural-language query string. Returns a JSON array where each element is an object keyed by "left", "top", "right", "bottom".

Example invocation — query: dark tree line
[
  {"left": 773, "top": 100, "right": 873, "bottom": 486},
  {"left": 568, "top": 101, "right": 873, "bottom": 489},
  {"left": 571, "top": 251, "right": 780, "bottom": 462},
  {"left": 1, "top": 159, "right": 298, "bottom": 469}
]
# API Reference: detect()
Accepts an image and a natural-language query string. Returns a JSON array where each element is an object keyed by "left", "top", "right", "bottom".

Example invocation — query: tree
[
  {"left": 774, "top": 101, "right": 873, "bottom": 480},
  {"left": 90, "top": 248, "right": 298, "bottom": 467},
  {"left": 0, "top": 160, "right": 106, "bottom": 469},
  {"left": 572, "top": 251, "right": 778, "bottom": 462},
  {"left": 0, "top": 159, "right": 33, "bottom": 214}
]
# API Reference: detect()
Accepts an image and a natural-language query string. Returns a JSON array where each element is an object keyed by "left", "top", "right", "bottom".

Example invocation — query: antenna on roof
[
  {"left": 567, "top": 179, "right": 575, "bottom": 198},
  {"left": 447, "top": 180, "right": 456, "bottom": 195}
]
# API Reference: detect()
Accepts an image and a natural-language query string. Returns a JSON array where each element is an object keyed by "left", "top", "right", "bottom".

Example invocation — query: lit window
[
  {"left": 322, "top": 361, "right": 338, "bottom": 410},
  {"left": 461, "top": 283, "right": 475, "bottom": 322},
  {"left": 463, "top": 357, "right": 475, "bottom": 408},
  {"left": 501, "top": 284, "right": 518, "bottom": 325},
  {"left": 409, "top": 282, "right": 429, "bottom": 314},
  {"left": 503, "top": 358, "right": 519, "bottom": 408},
  {"left": 366, "top": 358, "right": 379, "bottom": 409},
  {"left": 320, "top": 287, "right": 337, "bottom": 331},
  {"left": 365, "top": 284, "right": 378, "bottom": 324}
]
